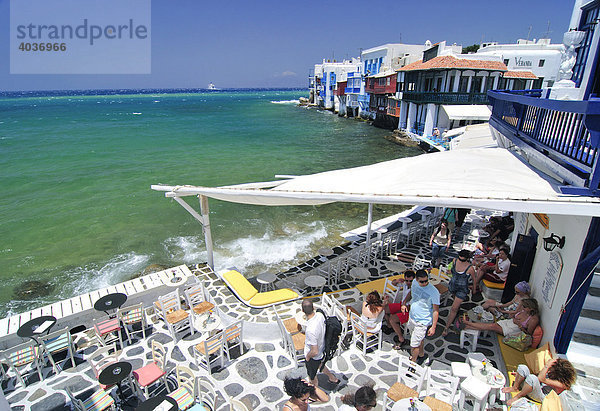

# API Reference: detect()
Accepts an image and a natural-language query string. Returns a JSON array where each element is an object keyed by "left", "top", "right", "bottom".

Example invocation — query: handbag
[{"left": 503, "top": 331, "right": 533, "bottom": 352}]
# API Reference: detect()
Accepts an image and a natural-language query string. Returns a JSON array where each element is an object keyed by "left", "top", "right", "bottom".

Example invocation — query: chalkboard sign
[{"left": 541, "top": 251, "right": 563, "bottom": 309}]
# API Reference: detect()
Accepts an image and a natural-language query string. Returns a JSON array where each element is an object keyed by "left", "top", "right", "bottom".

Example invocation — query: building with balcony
[{"left": 309, "top": 59, "right": 361, "bottom": 110}]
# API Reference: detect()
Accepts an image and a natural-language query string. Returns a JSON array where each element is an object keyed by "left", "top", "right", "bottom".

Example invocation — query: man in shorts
[
  {"left": 384, "top": 270, "right": 415, "bottom": 349},
  {"left": 402, "top": 269, "right": 440, "bottom": 363},
  {"left": 302, "top": 299, "right": 339, "bottom": 390}
]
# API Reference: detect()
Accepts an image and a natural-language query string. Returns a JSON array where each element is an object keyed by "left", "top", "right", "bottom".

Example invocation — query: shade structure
[
  {"left": 441, "top": 105, "right": 492, "bottom": 121},
  {"left": 152, "top": 147, "right": 600, "bottom": 217}
]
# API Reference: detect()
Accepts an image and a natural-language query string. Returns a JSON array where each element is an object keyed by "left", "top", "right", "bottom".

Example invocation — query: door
[{"left": 502, "top": 234, "right": 537, "bottom": 303}]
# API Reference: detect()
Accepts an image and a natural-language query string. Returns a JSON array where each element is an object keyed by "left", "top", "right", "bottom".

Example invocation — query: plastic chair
[
  {"left": 40, "top": 326, "right": 77, "bottom": 374},
  {"left": 424, "top": 369, "right": 459, "bottom": 405},
  {"left": 193, "top": 330, "right": 226, "bottom": 374},
  {"left": 384, "top": 356, "right": 428, "bottom": 410},
  {"left": 133, "top": 340, "right": 168, "bottom": 399},
  {"left": 349, "top": 312, "right": 383, "bottom": 356},
  {"left": 0, "top": 340, "right": 43, "bottom": 388},
  {"left": 117, "top": 303, "right": 148, "bottom": 345},
  {"left": 65, "top": 385, "right": 115, "bottom": 411},
  {"left": 158, "top": 290, "right": 191, "bottom": 341},
  {"left": 167, "top": 365, "right": 197, "bottom": 410}
]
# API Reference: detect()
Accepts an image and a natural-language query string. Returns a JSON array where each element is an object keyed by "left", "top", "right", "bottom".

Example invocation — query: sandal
[{"left": 454, "top": 319, "right": 465, "bottom": 331}]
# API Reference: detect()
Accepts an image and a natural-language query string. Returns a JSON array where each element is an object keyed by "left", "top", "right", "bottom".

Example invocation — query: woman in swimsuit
[
  {"left": 361, "top": 291, "right": 385, "bottom": 332},
  {"left": 461, "top": 299, "right": 539, "bottom": 337},
  {"left": 281, "top": 377, "right": 328, "bottom": 410},
  {"left": 483, "top": 281, "right": 531, "bottom": 317}
]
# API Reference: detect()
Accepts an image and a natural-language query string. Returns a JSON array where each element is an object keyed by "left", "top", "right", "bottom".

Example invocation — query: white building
[
  {"left": 311, "top": 59, "right": 361, "bottom": 110},
  {"left": 476, "top": 39, "right": 563, "bottom": 89}
]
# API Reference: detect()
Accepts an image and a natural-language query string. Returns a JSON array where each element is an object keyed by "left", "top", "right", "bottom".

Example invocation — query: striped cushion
[
  {"left": 168, "top": 386, "right": 194, "bottom": 410},
  {"left": 94, "top": 318, "right": 120, "bottom": 335},
  {"left": 44, "top": 334, "right": 69, "bottom": 353},
  {"left": 82, "top": 389, "right": 115, "bottom": 411},
  {"left": 11, "top": 346, "right": 38, "bottom": 366}
]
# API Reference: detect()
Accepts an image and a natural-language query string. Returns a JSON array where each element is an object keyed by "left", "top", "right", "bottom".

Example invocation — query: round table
[
  {"left": 135, "top": 395, "right": 178, "bottom": 411},
  {"left": 471, "top": 364, "right": 506, "bottom": 405},
  {"left": 391, "top": 397, "right": 431, "bottom": 411},
  {"left": 385, "top": 261, "right": 406, "bottom": 272},
  {"left": 417, "top": 209, "right": 432, "bottom": 220},
  {"left": 318, "top": 247, "right": 334, "bottom": 257},
  {"left": 349, "top": 267, "right": 370, "bottom": 280},
  {"left": 256, "top": 272, "right": 277, "bottom": 292},
  {"left": 398, "top": 216, "right": 413, "bottom": 230},
  {"left": 17, "top": 315, "right": 57, "bottom": 340},
  {"left": 193, "top": 311, "right": 222, "bottom": 335},
  {"left": 94, "top": 293, "right": 128, "bottom": 315},
  {"left": 99, "top": 361, "right": 132, "bottom": 405},
  {"left": 304, "top": 275, "right": 326, "bottom": 295}
]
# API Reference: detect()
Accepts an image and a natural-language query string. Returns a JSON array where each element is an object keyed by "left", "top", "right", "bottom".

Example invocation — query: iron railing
[{"left": 402, "top": 91, "right": 489, "bottom": 104}]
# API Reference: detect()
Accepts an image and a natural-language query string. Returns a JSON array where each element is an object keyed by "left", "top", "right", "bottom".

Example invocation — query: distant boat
[{"left": 207, "top": 83, "right": 219, "bottom": 90}]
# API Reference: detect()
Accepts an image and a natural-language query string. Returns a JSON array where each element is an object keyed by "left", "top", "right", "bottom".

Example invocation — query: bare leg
[
  {"left": 506, "top": 382, "right": 534, "bottom": 406},
  {"left": 419, "top": 341, "right": 425, "bottom": 357},
  {"left": 390, "top": 314, "right": 405, "bottom": 344},
  {"left": 444, "top": 296, "right": 463, "bottom": 336},
  {"left": 410, "top": 346, "right": 419, "bottom": 362},
  {"left": 463, "top": 320, "right": 503, "bottom": 335},
  {"left": 502, "top": 373, "right": 525, "bottom": 393},
  {"left": 321, "top": 364, "right": 339, "bottom": 384}
]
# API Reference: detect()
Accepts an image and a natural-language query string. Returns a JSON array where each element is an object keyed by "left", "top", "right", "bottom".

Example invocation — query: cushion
[
  {"left": 82, "top": 388, "right": 115, "bottom": 411},
  {"left": 482, "top": 279, "right": 505, "bottom": 289},
  {"left": 540, "top": 390, "right": 562, "bottom": 411},
  {"left": 531, "top": 325, "right": 543, "bottom": 349},
  {"left": 133, "top": 362, "right": 166, "bottom": 387},
  {"left": 223, "top": 270, "right": 258, "bottom": 301},
  {"left": 249, "top": 288, "right": 299, "bottom": 306},
  {"left": 524, "top": 342, "right": 552, "bottom": 374},
  {"left": 168, "top": 386, "right": 194, "bottom": 410}
]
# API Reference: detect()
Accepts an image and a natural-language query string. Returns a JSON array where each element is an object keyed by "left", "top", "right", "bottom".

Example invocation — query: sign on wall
[{"left": 541, "top": 251, "right": 563, "bottom": 309}]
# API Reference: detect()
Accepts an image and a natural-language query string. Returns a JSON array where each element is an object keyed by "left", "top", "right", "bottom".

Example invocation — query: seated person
[
  {"left": 443, "top": 250, "right": 476, "bottom": 336},
  {"left": 461, "top": 298, "right": 539, "bottom": 338},
  {"left": 361, "top": 290, "right": 384, "bottom": 332},
  {"left": 473, "top": 246, "right": 511, "bottom": 293},
  {"left": 282, "top": 377, "right": 329, "bottom": 410},
  {"left": 503, "top": 358, "right": 576, "bottom": 406},
  {"left": 484, "top": 214, "right": 514, "bottom": 242},
  {"left": 483, "top": 281, "right": 531, "bottom": 316},
  {"left": 384, "top": 270, "right": 415, "bottom": 349},
  {"left": 472, "top": 236, "right": 501, "bottom": 267}
]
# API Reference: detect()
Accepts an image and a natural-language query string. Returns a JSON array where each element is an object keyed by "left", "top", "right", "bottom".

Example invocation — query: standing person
[
  {"left": 402, "top": 269, "right": 440, "bottom": 364},
  {"left": 429, "top": 219, "right": 452, "bottom": 268},
  {"left": 442, "top": 249, "right": 476, "bottom": 336},
  {"left": 282, "top": 377, "right": 329, "bottom": 410},
  {"left": 338, "top": 384, "right": 377, "bottom": 411},
  {"left": 442, "top": 208, "right": 458, "bottom": 231},
  {"left": 302, "top": 300, "right": 339, "bottom": 390},
  {"left": 384, "top": 270, "right": 415, "bottom": 349}
]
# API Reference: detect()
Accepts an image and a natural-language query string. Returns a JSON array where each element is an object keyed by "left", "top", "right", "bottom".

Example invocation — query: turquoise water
[{"left": 0, "top": 89, "right": 421, "bottom": 316}]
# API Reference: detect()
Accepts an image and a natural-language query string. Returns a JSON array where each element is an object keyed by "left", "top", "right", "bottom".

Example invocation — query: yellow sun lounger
[{"left": 219, "top": 269, "right": 300, "bottom": 308}]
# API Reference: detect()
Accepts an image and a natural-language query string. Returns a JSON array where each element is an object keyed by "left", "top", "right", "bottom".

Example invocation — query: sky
[{"left": 0, "top": 0, "right": 576, "bottom": 91}]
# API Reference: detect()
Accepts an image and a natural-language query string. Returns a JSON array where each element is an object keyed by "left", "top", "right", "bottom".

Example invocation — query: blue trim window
[{"left": 572, "top": 2, "right": 600, "bottom": 87}]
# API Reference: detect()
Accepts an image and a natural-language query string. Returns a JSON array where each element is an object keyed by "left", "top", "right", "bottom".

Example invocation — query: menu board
[{"left": 541, "top": 251, "right": 563, "bottom": 309}]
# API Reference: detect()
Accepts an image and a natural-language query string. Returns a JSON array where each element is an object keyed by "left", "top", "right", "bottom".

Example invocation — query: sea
[{"left": 0, "top": 88, "right": 421, "bottom": 317}]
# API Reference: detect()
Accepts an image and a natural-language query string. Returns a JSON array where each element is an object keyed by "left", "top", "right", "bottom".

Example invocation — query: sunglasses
[{"left": 418, "top": 279, "right": 429, "bottom": 284}]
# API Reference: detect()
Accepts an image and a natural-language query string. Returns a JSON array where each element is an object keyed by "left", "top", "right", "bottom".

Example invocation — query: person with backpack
[{"left": 302, "top": 299, "right": 339, "bottom": 391}]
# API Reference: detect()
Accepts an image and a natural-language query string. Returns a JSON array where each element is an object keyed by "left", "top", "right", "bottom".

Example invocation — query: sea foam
[{"left": 270, "top": 99, "right": 300, "bottom": 105}]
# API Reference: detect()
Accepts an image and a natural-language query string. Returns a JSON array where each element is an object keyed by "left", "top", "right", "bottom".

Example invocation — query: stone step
[
  {"left": 583, "top": 294, "right": 600, "bottom": 311},
  {"left": 581, "top": 309, "right": 600, "bottom": 321},
  {"left": 572, "top": 332, "right": 600, "bottom": 347},
  {"left": 589, "top": 286, "right": 600, "bottom": 298},
  {"left": 574, "top": 316, "right": 600, "bottom": 337}
]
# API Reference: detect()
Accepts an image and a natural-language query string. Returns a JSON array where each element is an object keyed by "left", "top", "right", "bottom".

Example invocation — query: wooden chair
[
  {"left": 0, "top": 340, "right": 43, "bottom": 388},
  {"left": 320, "top": 293, "right": 336, "bottom": 316},
  {"left": 158, "top": 290, "right": 191, "bottom": 341},
  {"left": 167, "top": 365, "right": 197, "bottom": 410},
  {"left": 133, "top": 340, "right": 168, "bottom": 399},
  {"left": 197, "top": 377, "right": 217, "bottom": 411},
  {"left": 223, "top": 320, "right": 244, "bottom": 362},
  {"left": 228, "top": 396, "right": 250, "bottom": 410},
  {"left": 40, "top": 326, "right": 77, "bottom": 374},
  {"left": 117, "top": 303, "right": 148, "bottom": 345},
  {"left": 384, "top": 356, "right": 428, "bottom": 410},
  {"left": 382, "top": 278, "right": 400, "bottom": 303},
  {"left": 423, "top": 396, "right": 452, "bottom": 411},
  {"left": 93, "top": 316, "right": 123, "bottom": 347},
  {"left": 87, "top": 343, "right": 120, "bottom": 390},
  {"left": 193, "top": 331, "right": 225, "bottom": 374},
  {"left": 65, "top": 385, "right": 115, "bottom": 411},
  {"left": 350, "top": 312, "right": 383, "bottom": 357}
]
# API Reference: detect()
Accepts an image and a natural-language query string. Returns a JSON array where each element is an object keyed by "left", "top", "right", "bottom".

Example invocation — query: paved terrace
[{"left": 2, "top": 211, "right": 598, "bottom": 410}]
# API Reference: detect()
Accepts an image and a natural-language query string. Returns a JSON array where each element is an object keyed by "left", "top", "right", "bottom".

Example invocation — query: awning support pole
[
  {"left": 366, "top": 203, "right": 373, "bottom": 247},
  {"left": 171, "top": 196, "right": 214, "bottom": 269}
]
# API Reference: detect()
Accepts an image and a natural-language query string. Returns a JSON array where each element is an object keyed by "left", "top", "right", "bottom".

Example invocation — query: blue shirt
[{"left": 409, "top": 279, "right": 440, "bottom": 326}]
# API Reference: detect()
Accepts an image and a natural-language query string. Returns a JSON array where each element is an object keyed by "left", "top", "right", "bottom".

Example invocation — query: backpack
[{"left": 316, "top": 309, "right": 342, "bottom": 371}]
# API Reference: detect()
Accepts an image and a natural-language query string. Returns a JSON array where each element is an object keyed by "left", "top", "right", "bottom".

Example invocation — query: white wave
[
  {"left": 270, "top": 99, "right": 300, "bottom": 105},
  {"left": 164, "top": 235, "right": 206, "bottom": 263},
  {"left": 132, "top": 112, "right": 142, "bottom": 115}
]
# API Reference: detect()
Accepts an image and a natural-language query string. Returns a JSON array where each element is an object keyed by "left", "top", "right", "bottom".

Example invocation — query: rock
[
  {"left": 53, "top": 376, "right": 92, "bottom": 392},
  {"left": 224, "top": 383, "right": 244, "bottom": 397},
  {"left": 13, "top": 280, "right": 54, "bottom": 300},
  {"left": 377, "top": 360, "right": 396, "bottom": 372},
  {"left": 350, "top": 354, "right": 366, "bottom": 371},
  {"left": 7, "top": 391, "right": 27, "bottom": 404},
  {"left": 448, "top": 344, "right": 469, "bottom": 354},
  {"left": 260, "top": 386, "right": 284, "bottom": 402},
  {"left": 368, "top": 366, "right": 382, "bottom": 375},
  {"left": 255, "top": 343, "right": 275, "bottom": 352},
  {"left": 336, "top": 355, "right": 349, "bottom": 372},
  {"left": 212, "top": 367, "right": 230, "bottom": 381},
  {"left": 267, "top": 355, "right": 273, "bottom": 368},
  {"left": 239, "top": 394, "right": 260, "bottom": 410},
  {"left": 132, "top": 264, "right": 169, "bottom": 279},
  {"left": 171, "top": 346, "right": 186, "bottom": 362},
  {"left": 146, "top": 333, "right": 173, "bottom": 347},
  {"left": 236, "top": 357, "right": 268, "bottom": 384},
  {"left": 445, "top": 352, "right": 466, "bottom": 362},
  {"left": 355, "top": 374, "right": 376, "bottom": 387},
  {"left": 31, "top": 393, "right": 68, "bottom": 411},
  {"left": 126, "top": 346, "right": 144, "bottom": 357},
  {"left": 277, "top": 356, "right": 291, "bottom": 368}
]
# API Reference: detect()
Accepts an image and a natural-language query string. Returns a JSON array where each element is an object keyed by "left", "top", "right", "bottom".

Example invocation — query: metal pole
[
  {"left": 199, "top": 195, "right": 214, "bottom": 269},
  {"left": 366, "top": 203, "right": 373, "bottom": 247}
]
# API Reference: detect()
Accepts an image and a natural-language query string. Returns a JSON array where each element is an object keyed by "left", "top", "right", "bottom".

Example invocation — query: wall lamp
[{"left": 543, "top": 233, "right": 565, "bottom": 252}]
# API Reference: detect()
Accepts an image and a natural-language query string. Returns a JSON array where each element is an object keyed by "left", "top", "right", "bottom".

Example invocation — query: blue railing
[{"left": 488, "top": 90, "right": 600, "bottom": 195}]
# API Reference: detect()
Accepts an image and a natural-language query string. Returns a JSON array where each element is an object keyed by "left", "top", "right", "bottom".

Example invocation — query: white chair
[
  {"left": 197, "top": 377, "right": 217, "bottom": 411},
  {"left": 158, "top": 290, "right": 192, "bottom": 341},
  {"left": 193, "top": 330, "right": 226, "bottom": 374},
  {"left": 349, "top": 312, "right": 383, "bottom": 356},
  {"left": 331, "top": 298, "right": 352, "bottom": 354},
  {"left": 93, "top": 316, "right": 123, "bottom": 347},
  {"left": 228, "top": 396, "right": 250, "bottom": 411},
  {"left": 65, "top": 385, "right": 115, "bottom": 411},
  {"left": 382, "top": 278, "right": 400, "bottom": 303},
  {"left": 384, "top": 356, "right": 428, "bottom": 410},
  {"left": 40, "top": 326, "right": 77, "bottom": 374},
  {"left": 458, "top": 376, "right": 491, "bottom": 411},
  {"left": 133, "top": 340, "right": 168, "bottom": 399},
  {"left": 167, "top": 365, "right": 197, "bottom": 410},
  {"left": 223, "top": 320, "right": 244, "bottom": 362},
  {"left": 425, "top": 369, "right": 459, "bottom": 405},
  {"left": 117, "top": 303, "right": 148, "bottom": 345},
  {"left": 1, "top": 340, "right": 43, "bottom": 388},
  {"left": 320, "top": 293, "right": 336, "bottom": 316},
  {"left": 412, "top": 256, "right": 430, "bottom": 270},
  {"left": 185, "top": 283, "right": 215, "bottom": 335}
]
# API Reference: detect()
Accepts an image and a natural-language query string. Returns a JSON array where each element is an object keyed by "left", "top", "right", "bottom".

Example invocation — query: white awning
[
  {"left": 442, "top": 105, "right": 492, "bottom": 121},
  {"left": 152, "top": 147, "right": 600, "bottom": 217}
]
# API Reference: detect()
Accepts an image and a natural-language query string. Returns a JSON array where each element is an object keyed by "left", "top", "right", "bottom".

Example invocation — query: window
[
  {"left": 458, "top": 77, "right": 469, "bottom": 92},
  {"left": 503, "top": 59, "right": 509, "bottom": 66},
  {"left": 572, "top": 3, "right": 600, "bottom": 89},
  {"left": 538, "top": 59, "right": 545, "bottom": 67},
  {"left": 387, "top": 77, "right": 391, "bottom": 86}
]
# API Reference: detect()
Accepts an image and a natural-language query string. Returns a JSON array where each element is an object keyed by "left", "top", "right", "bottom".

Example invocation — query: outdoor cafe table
[
  {"left": 349, "top": 267, "right": 370, "bottom": 280},
  {"left": 397, "top": 216, "right": 412, "bottom": 231},
  {"left": 17, "top": 315, "right": 57, "bottom": 342},
  {"left": 135, "top": 395, "right": 178, "bottom": 411},
  {"left": 471, "top": 362, "right": 506, "bottom": 405},
  {"left": 391, "top": 397, "right": 431, "bottom": 411},
  {"left": 193, "top": 311, "right": 222, "bottom": 336},
  {"left": 94, "top": 292, "right": 127, "bottom": 316},
  {"left": 98, "top": 361, "right": 132, "bottom": 406},
  {"left": 385, "top": 261, "right": 407, "bottom": 273}
]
